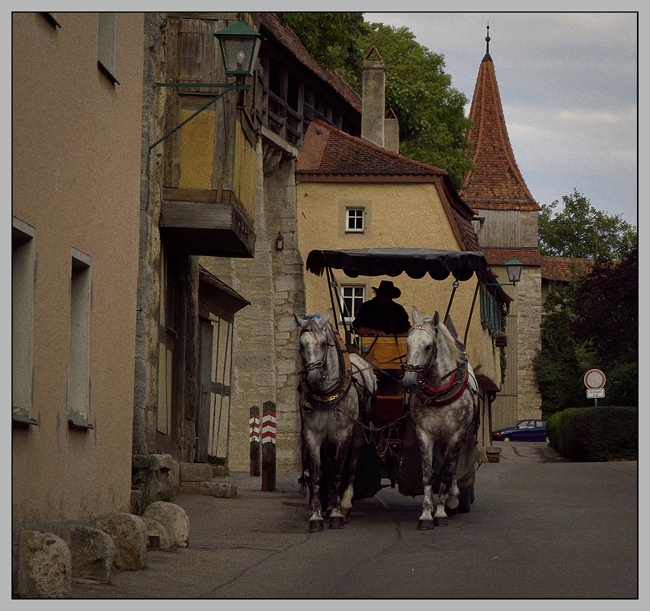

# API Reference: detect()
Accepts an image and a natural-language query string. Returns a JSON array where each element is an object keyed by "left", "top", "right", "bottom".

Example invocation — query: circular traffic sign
[{"left": 584, "top": 369, "right": 606, "bottom": 389}]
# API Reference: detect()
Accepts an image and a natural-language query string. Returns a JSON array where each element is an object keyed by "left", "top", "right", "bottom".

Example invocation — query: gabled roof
[
  {"left": 297, "top": 119, "right": 481, "bottom": 251},
  {"left": 541, "top": 256, "right": 593, "bottom": 283},
  {"left": 461, "top": 47, "right": 539, "bottom": 212},
  {"left": 258, "top": 13, "right": 362, "bottom": 114},
  {"left": 297, "top": 119, "right": 447, "bottom": 177}
]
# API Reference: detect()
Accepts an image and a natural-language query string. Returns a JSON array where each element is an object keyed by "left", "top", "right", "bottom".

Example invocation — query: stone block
[
  {"left": 96, "top": 513, "right": 147, "bottom": 571},
  {"left": 68, "top": 525, "right": 115, "bottom": 584},
  {"left": 180, "top": 462, "right": 213, "bottom": 482},
  {"left": 17, "top": 531, "right": 71, "bottom": 598},
  {"left": 200, "top": 481, "right": 238, "bottom": 499},
  {"left": 142, "top": 502, "right": 189, "bottom": 548},
  {"left": 142, "top": 517, "right": 172, "bottom": 550}
]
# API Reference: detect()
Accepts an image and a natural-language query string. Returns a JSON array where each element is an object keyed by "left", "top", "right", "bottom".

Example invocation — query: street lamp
[
  {"left": 150, "top": 21, "right": 262, "bottom": 151},
  {"left": 482, "top": 258, "right": 524, "bottom": 287},
  {"left": 214, "top": 21, "right": 262, "bottom": 80}
]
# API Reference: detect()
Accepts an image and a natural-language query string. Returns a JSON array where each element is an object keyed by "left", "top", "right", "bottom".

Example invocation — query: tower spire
[{"left": 483, "top": 23, "right": 492, "bottom": 61}]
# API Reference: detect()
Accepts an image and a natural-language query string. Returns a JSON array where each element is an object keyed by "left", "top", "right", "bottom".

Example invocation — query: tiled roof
[
  {"left": 297, "top": 119, "right": 447, "bottom": 177},
  {"left": 460, "top": 54, "right": 539, "bottom": 212},
  {"left": 482, "top": 247, "right": 543, "bottom": 267},
  {"left": 541, "top": 256, "right": 593, "bottom": 282},
  {"left": 297, "top": 120, "right": 480, "bottom": 251},
  {"left": 258, "top": 13, "right": 362, "bottom": 113}
]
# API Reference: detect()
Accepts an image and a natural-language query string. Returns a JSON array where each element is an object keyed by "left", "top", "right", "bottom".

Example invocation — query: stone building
[{"left": 460, "top": 28, "right": 543, "bottom": 427}]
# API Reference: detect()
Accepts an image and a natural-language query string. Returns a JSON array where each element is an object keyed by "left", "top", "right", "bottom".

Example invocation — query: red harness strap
[{"left": 419, "top": 361, "right": 469, "bottom": 407}]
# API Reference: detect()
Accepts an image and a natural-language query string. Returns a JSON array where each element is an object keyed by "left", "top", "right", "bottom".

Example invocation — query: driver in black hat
[{"left": 353, "top": 280, "right": 410, "bottom": 336}]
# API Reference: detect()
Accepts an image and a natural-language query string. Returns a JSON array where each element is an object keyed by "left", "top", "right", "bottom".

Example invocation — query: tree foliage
[
  {"left": 277, "top": 13, "right": 474, "bottom": 189},
  {"left": 539, "top": 189, "right": 637, "bottom": 260},
  {"left": 534, "top": 248, "right": 638, "bottom": 417}
]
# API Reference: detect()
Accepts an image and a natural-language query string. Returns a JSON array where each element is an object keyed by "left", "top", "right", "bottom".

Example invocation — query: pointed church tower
[
  {"left": 462, "top": 25, "right": 542, "bottom": 426},
  {"left": 462, "top": 25, "right": 538, "bottom": 214}
]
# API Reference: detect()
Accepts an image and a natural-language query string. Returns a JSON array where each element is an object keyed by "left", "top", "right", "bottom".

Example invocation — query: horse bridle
[
  {"left": 403, "top": 323, "right": 469, "bottom": 406},
  {"left": 402, "top": 324, "right": 437, "bottom": 377},
  {"left": 299, "top": 326, "right": 353, "bottom": 409}
]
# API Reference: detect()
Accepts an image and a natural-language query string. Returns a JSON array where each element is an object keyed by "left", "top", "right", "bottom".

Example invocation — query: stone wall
[{"left": 514, "top": 267, "right": 543, "bottom": 419}]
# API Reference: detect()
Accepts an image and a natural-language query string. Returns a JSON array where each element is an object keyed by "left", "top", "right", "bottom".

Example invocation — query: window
[
  {"left": 67, "top": 249, "right": 92, "bottom": 428},
  {"left": 97, "top": 12, "right": 119, "bottom": 84},
  {"left": 346, "top": 208, "right": 365, "bottom": 233},
  {"left": 341, "top": 285, "right": 365, "bottom": 322},
  {"left": 12, "top": 218, "right": 36, "bottom": 424},
  {"left": 480, "top": 285, "right": 503, "bottom": 335}
]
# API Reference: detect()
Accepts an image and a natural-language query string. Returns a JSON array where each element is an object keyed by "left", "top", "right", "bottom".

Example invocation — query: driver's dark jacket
[{"left": 353, "top": 297, "right": 410, "bottom": 334}]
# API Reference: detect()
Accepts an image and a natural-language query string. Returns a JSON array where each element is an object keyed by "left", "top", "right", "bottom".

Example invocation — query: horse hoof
[
  {"left": 445, "top": 505, "right": 459, "bottom": 518},
  {"left": 329, "top": 516, "right": 345, "bottom": 529},
  {"left": 309, "top": 519, "right": 324, "bottom": 532},
  {"left": 417, "top": 519, "right": 435, "bottom": 530},
  {"left": 434, "top": 517, "right": 449, "bottom": 527}
]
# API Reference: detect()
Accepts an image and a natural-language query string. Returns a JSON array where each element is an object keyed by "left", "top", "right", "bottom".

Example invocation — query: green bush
[{"left": 547, "top": 406, "right": 637, "bottom": 461}]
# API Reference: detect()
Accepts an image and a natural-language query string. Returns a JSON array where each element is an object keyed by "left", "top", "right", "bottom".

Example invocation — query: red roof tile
[
  {"left": 461, "top": 55, "right": 539, "bottom": 212},
  {"left": 482, "top": 247, "right": 543, "bottom": 267},
  {"left": 297, "top": 119, "right": 447, "bottom": 177},
  {"left": 541, "top": 256, "right": 593, "bottom": 282}
]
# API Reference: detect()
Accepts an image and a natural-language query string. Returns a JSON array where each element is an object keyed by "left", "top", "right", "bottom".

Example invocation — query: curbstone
[
  {"left": 142, "top": 502, "right": 189, "bottom": 548},
  {"left": 96, "top": 513, "right": 147, "bottom": 571},
  {"left": 200, "top": 481, "right": 238, "bottom": 499},
  {"left": 68, "top": 525, "right": 115, "bottom": 584},
  {"left": 142, "top": 517, "right": 172, "bottom": 550},
  {"left": 17, "top": 531, "right": 71, "bottom": 598}
]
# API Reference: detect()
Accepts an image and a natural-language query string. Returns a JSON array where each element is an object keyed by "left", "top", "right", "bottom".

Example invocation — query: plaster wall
[
  {"left": 12, "top": 13, "right": 145, "bottom": 522},
  {"left": 297, "top": 181, "right": 501, "bottom": 388}
]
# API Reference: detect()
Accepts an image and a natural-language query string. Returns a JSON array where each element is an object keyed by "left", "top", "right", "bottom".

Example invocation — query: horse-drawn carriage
[{"left": 296, "top": 248, "right": 494, "bottom": 531}]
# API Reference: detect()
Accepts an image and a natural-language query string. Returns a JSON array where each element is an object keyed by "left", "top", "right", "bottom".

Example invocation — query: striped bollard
[
  {"left": 262, "top": 401, "right": 276, "bottom": 491},
  {"left": 249, "top": 406, "right": 260, "bottom": 476}
]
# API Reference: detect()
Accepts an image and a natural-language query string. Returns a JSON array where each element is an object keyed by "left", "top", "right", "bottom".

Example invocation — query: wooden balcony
[{"left": 160, "top": 188, "right": 255, "bottom": 258}]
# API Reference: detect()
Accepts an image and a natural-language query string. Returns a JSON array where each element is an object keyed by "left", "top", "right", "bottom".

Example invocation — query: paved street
[{"left": 72, "top": 442, "right": 638, "bottom": 599}]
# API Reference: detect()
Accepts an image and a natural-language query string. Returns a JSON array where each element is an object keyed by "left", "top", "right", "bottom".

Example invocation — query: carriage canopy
[{"left": 306, "top": 248, "right": 489, "bottom": 282}]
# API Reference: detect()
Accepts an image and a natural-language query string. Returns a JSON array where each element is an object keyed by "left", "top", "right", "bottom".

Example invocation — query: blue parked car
[{"left": 492, "top": 419, "right": 548, "bottom": 442}]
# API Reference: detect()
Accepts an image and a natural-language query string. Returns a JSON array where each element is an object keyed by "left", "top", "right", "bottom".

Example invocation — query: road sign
[
  {"left": 586, "top": 388, "right": 605, "bottom": 399},
  {"left": 584, "top": 369, "right": 606, "bottom": 389}
]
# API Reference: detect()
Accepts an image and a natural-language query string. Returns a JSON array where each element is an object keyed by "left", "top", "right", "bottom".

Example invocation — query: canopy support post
[
  {"left": 464, "top": 280, "right": 481, "bottom": 346},
  {"left": 444, "top": 280, "right": 459, "bottom": 323}
]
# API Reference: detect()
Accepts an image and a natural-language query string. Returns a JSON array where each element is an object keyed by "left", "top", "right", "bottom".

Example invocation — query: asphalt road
[{"left": 72, "top": 442, "right": 638, "bottom": 599}]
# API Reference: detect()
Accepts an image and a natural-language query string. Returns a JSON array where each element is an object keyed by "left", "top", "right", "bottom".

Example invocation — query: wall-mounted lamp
[
  {"left": 275, "top": 232, "right": 284, "bottom": 251},
  {"left": 482, "top": 258, "right": 524, "bottom": 287},
  {"left": 150, "top": 21, "right": 262, "bottom": 151}
]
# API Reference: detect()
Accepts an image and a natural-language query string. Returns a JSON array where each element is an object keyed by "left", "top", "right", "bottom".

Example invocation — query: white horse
[
  {"left": 295, "top": 309, "right": 376, "bottom": 531},
  {"left": 401, "top": 307, "right": 479, "bottom": 529}
]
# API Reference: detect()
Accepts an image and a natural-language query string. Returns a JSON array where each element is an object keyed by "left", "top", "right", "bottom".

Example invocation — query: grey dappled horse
[
  {"left": 295, "top": 309, "right": 376, "bottom": 532},
  {"left": 402, "top": 307, "right": 478, "bottom": 529}
]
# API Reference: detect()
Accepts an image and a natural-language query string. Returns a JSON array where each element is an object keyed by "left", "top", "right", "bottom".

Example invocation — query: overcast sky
[{"left": 365, "top": 11, "right": 638, "bottom": 227}]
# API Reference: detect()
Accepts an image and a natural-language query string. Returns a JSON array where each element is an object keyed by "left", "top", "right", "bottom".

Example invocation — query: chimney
[
  {"left": 361, "top": 46, "right": 385, "bottom": 148},
  {"left": 384, "top": 108, "right": 399, "bottom": 154}
]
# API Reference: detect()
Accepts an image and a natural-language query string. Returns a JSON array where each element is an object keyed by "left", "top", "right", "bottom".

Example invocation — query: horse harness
[
  {"left": 403, "top": 324, "right": 473, "bottom": 408},
  {"left": 299, "top": 328, "right": 354, "bottom": 411}
]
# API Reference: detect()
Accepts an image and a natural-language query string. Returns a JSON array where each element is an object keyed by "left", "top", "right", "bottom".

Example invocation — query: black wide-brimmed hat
[{"left": 373, "top": 280, "right": 401, "bottom": 299}]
